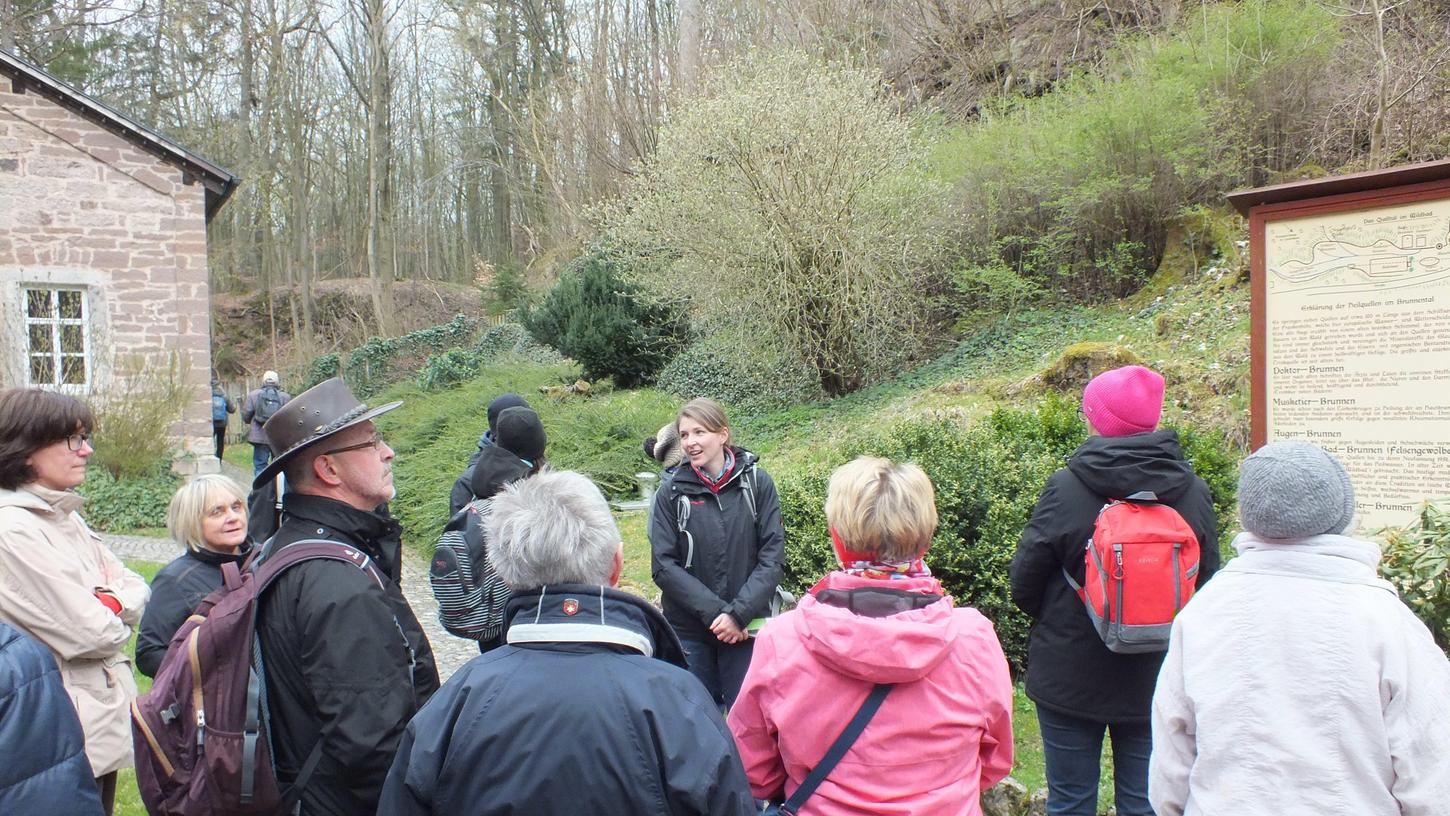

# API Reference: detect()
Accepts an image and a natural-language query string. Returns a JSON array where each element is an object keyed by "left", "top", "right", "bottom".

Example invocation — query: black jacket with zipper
[
  {"left": 1009, "top": 430, "right": 1218, "bottom": 724},
  {"left": 135, "top": 543, "right": 252, "bottom": 677},
  {"left": 649, "top": 447, "right": 785, "bottom": 639},
  {"left": 256, "top": 493, "right": 441, "bottom": 816}
]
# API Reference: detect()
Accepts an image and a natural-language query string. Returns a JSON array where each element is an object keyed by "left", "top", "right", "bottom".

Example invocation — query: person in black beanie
[
  {"left": 432, "top": 406, "right": 548, "bottom": 652},
  {"left": 449, "top": 393, "right": 531, "bottom": 515}
]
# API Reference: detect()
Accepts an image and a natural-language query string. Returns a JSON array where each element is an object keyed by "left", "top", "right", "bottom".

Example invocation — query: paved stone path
[{"left": 104, "top": 533, "right": 477, "bottom": 682}]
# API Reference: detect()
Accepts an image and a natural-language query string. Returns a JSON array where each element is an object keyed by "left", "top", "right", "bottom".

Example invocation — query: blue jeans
[
  {"left": 252, "top": 443, "right": 272, "bottom": 476},
  {"left": 678, "top": 634, "right": 754, "bottom": 710},
  {"left": 1036, "top": 706, "right": 1153, "bottom": 816}
]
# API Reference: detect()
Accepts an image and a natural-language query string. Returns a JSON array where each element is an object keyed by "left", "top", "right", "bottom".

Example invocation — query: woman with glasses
[
  {"left": 135, "top": 474, "right": 253, "bottom": 677},
  {"left": 0, "top": 388, "right": 149, "bottom": 815}
]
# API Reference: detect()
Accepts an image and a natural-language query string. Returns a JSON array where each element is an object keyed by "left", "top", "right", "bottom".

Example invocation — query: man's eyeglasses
[
  {"left": 65, "top": 433, "right": 91, "bottom": 451},
  {"left": 321, "top": 435, "right": 386, "bottom": 457}
]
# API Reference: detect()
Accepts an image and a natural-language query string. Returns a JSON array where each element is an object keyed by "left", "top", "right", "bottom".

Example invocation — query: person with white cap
[
  {"left": 241, "top": 370, "right": 292, "bottom": 476},
  {"left": 1149, "top": 440, "right": 1450, "bottom": 816},
  {"left": 1010, "top": 364, "right": 1219, "bottom": 816}
]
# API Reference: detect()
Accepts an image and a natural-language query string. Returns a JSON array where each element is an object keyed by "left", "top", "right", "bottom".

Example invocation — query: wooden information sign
[{"left": 1229, "top": 160, "right": 1450, "bottom": 532}]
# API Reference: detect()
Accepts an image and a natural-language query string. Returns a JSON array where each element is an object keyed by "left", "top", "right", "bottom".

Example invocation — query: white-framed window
[{"left": 23, "top": 286, "right": 90, "bottom": 389}]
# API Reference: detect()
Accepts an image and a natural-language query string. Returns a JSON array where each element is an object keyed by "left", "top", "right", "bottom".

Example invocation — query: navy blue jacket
[
  {"left": 378, "top": 584, "right": 756, "bottom": 816},
  {"left": 0, "top": 622, "right": 104, "bottom": 815}
]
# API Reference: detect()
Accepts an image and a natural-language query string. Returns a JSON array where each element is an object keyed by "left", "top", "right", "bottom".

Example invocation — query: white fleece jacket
[{"left": 1149, "top": 532, "right": 1450, "bottom": 816}]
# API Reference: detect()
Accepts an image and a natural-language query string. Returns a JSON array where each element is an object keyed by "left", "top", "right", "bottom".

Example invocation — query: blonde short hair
[
  {"left": 824, "top": 456, "right": 937, "bottom": 561},
  {"left": 167, "top": 474, "right": 248, "bottom": 552},
  {"left": 677, "top": 397, "right": 730, "bottom": 446}
]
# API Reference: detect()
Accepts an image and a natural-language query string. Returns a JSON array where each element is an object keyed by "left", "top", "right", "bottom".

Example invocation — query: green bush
[
  {"left": 521, "top": 251, "right": 689, "bottom": 388},
  {"left": 1380, "top": 502, "right": 1450, "bottom": 652},
  {"left": 655, "top": 335, "right": 821, "bottom": 416},
  {"left": 417, "top": 348, "right": 478, "bottom": 392},
  {"left": 343, "top": 315, "right": 483, "bottom": 397},
  {"left": 79, "top": 465, "right": 181, "bottom": 532},
  {"left": 774, "top": 396, "right": 1239, "bottom": 674},
  {"left": 942, "top": 0, "right": 1340, "bottom": 303},
  {"left": 302, "top": 353, "right": 340, "bottom": 390}
]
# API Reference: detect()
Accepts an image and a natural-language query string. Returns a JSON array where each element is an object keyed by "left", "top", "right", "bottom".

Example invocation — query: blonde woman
[
  {"left": 0, "top": 388, "right": 150, "bottom": 815},
  {"left": 728, "top": 456, "right": 1014, "bottom": 815},
  {"left": 649, "top": 398, "right": 785, "bottom": 709},
  {"left": 135, "top": 474, "right": 252, "bottom": 677}
]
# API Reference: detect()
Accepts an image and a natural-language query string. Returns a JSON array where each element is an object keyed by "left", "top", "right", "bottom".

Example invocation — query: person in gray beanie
[
  {"left": 1150, "top": 440, "right": 1450, "bottom": 816},
  {"left": 644, "top": 422, "right": 685, "bottom": 471}
]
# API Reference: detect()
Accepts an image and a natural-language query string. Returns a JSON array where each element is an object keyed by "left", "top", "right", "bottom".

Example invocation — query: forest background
[{"left": 10, "top": 1, "right": 1450, "bottom": 811}]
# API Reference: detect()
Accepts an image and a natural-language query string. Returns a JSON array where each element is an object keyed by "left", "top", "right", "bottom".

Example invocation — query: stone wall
[{"left": 0, "top": 78, "right": 214, "bottom": 468}]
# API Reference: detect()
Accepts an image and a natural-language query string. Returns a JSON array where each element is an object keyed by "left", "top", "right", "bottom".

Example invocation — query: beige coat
[{"left": 0, "top": 484, "right": 150, "bottom": 776}]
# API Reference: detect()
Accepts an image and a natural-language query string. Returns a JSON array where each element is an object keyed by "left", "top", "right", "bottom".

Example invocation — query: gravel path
[{"left": 104, "top": 533, "right": 477, "bottom": 682}]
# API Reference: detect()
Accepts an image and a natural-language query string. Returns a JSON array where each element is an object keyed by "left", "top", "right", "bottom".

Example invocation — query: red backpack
[
  {"left": 1064, "top": 491, "right": 1200, "bottom": 653},
  {"left": 131, "top": 541, "right": 396, "bottom": 815}
]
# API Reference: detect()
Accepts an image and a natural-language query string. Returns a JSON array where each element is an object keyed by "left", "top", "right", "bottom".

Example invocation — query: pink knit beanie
[{"left": 1081, "top": 365, "right": 1165, "bottom": 437}]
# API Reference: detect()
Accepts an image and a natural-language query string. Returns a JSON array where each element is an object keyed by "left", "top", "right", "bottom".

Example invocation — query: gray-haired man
[{"left": 379, "top": 470, "right": 756, "bottom": 816}]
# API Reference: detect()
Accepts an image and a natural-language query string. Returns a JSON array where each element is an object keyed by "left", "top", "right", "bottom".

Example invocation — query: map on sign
[{"left": 1265, "top": 199, "right": 1450, "bottom": 297}]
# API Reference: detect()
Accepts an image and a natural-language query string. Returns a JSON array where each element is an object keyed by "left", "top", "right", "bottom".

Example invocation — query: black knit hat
[
  {"left": 495, "top": 406, "right": 547, "bottom": 462},
  {"left": 487, "top": 393, "right": 530, "bottom": 434}
]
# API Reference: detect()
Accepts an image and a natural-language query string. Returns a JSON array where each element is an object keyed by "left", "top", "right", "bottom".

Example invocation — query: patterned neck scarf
[
  {"left": 691, "top": 449, "right": 736, "bottom": 494},
  {"left": 839, "top": 557, "right": 932, "bottom": 581}
]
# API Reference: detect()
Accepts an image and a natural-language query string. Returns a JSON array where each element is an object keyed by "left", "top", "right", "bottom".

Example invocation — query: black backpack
[{"left": 254, "top": 385, "right": 283, "bottom": 425}]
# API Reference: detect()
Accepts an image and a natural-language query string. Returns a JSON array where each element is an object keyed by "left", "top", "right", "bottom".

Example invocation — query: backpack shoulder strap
[
  {"left": 669, "top": 482, "right": 697, "bottom": 570},
  {"left": 740, "top": 463, "right": 759, "bottom": 522}
]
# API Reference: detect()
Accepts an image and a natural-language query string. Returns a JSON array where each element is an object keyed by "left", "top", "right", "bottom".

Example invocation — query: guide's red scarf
[{"left": 690, "top": 449, "right": 736, "bottom": 494}]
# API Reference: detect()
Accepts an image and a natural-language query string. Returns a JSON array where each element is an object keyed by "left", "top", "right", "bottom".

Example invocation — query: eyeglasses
[
  {"left": 65, "top": 433, "right": 91, "bottom": 451},
  {"left": 321, "top": 435, "right": 386, "bottom": 457}
]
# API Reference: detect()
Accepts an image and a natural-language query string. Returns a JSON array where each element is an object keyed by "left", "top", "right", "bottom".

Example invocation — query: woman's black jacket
[
  {"left": 1009, "top": 430, "right": 1218, "bottom": 724},
  {"left": 135, "top": 544, "right": 250, "bottom": 677},
  {"left": 649, "top": 448, "right": 785, "bottom": 639}
]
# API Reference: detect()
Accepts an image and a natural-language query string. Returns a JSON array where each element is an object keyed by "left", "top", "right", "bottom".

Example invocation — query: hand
[
  {"left": 94, "top": 590, "right": 122, "bottom": 615},
  {"left": 710, "top": 613, "right": 747, "bottom": 644}
]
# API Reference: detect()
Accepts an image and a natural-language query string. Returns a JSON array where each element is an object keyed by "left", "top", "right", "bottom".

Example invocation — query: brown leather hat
[{"left": 253, "top": 377, "right": 402, "bottom": 490}]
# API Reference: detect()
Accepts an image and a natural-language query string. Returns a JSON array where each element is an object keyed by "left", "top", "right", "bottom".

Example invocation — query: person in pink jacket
[{"left": 728, "top": 456, "right": 1014, "bottom": 816}]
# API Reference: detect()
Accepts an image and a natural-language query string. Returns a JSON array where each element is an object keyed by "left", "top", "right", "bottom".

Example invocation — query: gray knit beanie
[{"left": 1238, "top": 441, "right": 1356, "bottom": 539}]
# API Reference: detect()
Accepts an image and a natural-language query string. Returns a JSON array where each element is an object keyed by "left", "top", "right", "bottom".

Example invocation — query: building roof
[
  {"left": 1226, "top": 159, "right": 1450, "bottom": 215},
  {"left": 0, "top": 48, "right": 241, "bottom": 220}
]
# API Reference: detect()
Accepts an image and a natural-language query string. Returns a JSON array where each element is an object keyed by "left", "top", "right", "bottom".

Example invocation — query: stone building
[{"left": 0, "top": 50, "right": 239, "bottom": 471}]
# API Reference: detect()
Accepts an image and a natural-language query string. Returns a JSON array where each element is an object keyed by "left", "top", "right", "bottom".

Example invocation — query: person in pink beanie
[{"left": 1008, "top": 365, "right": 1219, "bottom": 816}]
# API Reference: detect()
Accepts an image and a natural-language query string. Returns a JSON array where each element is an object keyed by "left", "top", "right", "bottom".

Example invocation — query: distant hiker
[
  {"left": 1150, "top": 441, "right": 1450, "bottom": 816},
  {"left": 0, "top": 388, "right": 150, "bottom": 815},
  {"left": 210, "top": 380, "right": 236, "bottom": 459},
  {"left": 1009, "top": 365, "right": 1218, "bottom": 816},
  {"left": 448, "top": 392, "right": 530, "bottom": 516},
  {"left": 650, "top": 397, "right": 785, "bottom": 710},
  {"left": 241, "top": 371, "right": 291, "bottom": 477},
  {"left": 431, "top": 406, "right": 547, "bottom": 652},
  {"left": 135, "top": 474, "right": 253, "bottom": 678},
  {"left": 253, "top": 378, "right": 440, "bottom": 815},
  {"left": 729, "top": 456, "right": 1014, "bottom": 815},
  {"left": 380, "top": 470, "right": 756, "bottom": 816}
]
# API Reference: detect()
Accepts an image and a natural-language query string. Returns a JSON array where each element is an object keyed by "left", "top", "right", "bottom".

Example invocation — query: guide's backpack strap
[{"left": 673, "top": 463, "right": 760, "bottom": 570}]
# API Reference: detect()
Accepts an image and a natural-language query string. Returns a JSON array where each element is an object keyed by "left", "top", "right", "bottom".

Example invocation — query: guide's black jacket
[
  {"left": 1009, "top": 430, "right": 1219, "bottom": 723},
  {"left": 257, "top": 493, "right": 440, "bottom": 816},
  {"left": 649, "top": 447, "right": 785, "bottom": 639}
]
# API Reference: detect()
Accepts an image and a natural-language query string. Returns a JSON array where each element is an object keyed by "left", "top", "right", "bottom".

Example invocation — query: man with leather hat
[{"left": 254, "top": 377, "right": 440, "bottom": 816}]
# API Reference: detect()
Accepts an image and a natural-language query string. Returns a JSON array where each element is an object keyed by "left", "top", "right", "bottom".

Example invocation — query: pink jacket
[{"left": 728, "top": 572, "right": 1013, "bottom": 815}]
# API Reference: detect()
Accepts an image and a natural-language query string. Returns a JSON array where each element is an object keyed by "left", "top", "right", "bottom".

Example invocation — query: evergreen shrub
[
  {"left": 522, "top": 251, "right": 688, "bottom": 388},
  {"left": 1381, "top": 502, "right": 1450, "bottom": 653}
]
